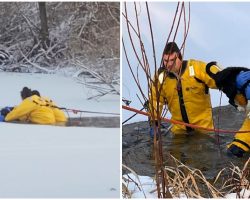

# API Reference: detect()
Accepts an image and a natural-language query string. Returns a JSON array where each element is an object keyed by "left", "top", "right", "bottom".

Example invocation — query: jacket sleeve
[
  {"left": 193, "top": 60, "right": 220, "bottom": 89},
  {"left": 148, "top": 72, "right": 166, "bottom": 120},
  {"left": 245, "top": 85, "right": 250, "bottom": 100},
  {"left": 5, "top": 98, "right": 36, "bottom": 121}
]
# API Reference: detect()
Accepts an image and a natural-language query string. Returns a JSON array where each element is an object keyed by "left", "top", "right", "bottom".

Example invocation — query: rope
[
  {"left": 123, "top": 105, "right": 250, "bottom": 134},
  {"left": 60, "top": 107, "right": 120, "bottom": 116},
  {"left": 32, "top": 100, "right": 120, "bottom": 116},
  {"left": 215, "top": 91, "right": 223, "bottom": 150},
  {"left": 122, "top": 107, "right": 144, "bottom": 125},
  {"left": 0, "top": 106, "right": 120, "bottom": 117}
]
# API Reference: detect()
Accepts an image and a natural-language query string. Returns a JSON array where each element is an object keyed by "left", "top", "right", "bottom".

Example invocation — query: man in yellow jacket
[
  {"left": 31, "top": 90, "right": 67, "bottom": 124},
  {"left": 4, "top": 87, "right": 56, "bottom": 125},
  {"left": 228, "top": 72, "right": 250, "bottom": 157},
  {"left": 206, "top": 68, "right": 250, "bottom": 157},
  {"left": 149, "top": 42, "right": 220, "bottom": 134}
]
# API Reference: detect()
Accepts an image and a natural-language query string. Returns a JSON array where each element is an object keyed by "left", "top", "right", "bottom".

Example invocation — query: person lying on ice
[
  {"left": 31, "top": 89, "right": 67, "bottom": 124},
  {"left": 149, "top": 42, "right": 221, "bottom": 137},
  {"left": 0, "top": 87, "right": 67, "bottom": 125},
  {"left": 206, "top": 64, "right": 250, "bottom": 157}
]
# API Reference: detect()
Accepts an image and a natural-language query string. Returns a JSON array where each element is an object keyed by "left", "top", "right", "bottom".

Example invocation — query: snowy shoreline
[{"left": 0, "top": 71, "right": 120, "bottom": 198}]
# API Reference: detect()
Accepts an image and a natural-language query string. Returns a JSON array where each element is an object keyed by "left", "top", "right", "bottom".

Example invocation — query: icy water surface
[
  {"left": 66, "top": 116, "right": 119, "bottom": 128},
  {"left": 161, "top": 131, "right": 247, "bottom": 179},
  {"left": 123, "top": 105, "right": 249, "bottom": 180},
  {"left": 9, "top": 117, "right": 120, "bottom": 128}
]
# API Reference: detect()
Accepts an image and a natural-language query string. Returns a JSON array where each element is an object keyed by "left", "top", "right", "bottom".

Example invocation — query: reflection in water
[
  {"left": 158, "top": 131, "right": 248, "bottom": 179},
  {"left": 122, "top": 118, "right": 249, "bottom": 181}
]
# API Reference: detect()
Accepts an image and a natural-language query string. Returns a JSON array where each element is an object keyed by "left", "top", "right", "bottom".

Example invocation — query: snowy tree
[
  {"left": 0, "top": 2, "right": 120, "bottom": 97},
  {"left": 38, "top": 2, "right": 49, "bottom": 49}
]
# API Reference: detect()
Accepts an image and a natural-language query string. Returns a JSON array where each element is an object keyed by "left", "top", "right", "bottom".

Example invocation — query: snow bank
[
  {"left": 0, "top": 72, "right": 120, "bottom": 198},
  {"left": 124, "top": 173, "right": 250, "bottom": 198},
  {"left": 0, "top": 122, "right": 120, "bottom": 198},
  {"left": 123, "top": 173, "right": 157, "bottom": 198},
  {"left": 225, "top": 189, "right": 250, "bottom": 198}
]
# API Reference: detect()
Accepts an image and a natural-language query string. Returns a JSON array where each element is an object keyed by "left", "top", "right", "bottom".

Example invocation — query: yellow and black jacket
[
  {"left": 149, "top": 59, "right": 220, "bottom": 134},
  {"left": 42, "top": 97, "right": 67, "bottom": 123},
  {"left": 5, "top": 95, "right": 56, "bottom": 125},
  {"left": 228, "top": 118, "right": 250, "bottom": 153}
]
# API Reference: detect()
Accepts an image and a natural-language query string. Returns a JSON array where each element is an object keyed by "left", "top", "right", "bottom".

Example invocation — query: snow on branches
[{"left": 0, "top": 2, "right": 120, "bottom": 98}]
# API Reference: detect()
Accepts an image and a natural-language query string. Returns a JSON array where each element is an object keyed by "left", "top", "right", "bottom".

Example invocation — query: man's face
[{"left": 163, "top": 52, "right": 181, "bottom": 73}]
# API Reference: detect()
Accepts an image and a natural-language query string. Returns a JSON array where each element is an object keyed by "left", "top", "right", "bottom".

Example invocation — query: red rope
[
  {"left": 123, "top": 105, "right": 250, "bottom": 134},
  {"left": 60, "top": 107, "right": 119, "bottom": 115}
]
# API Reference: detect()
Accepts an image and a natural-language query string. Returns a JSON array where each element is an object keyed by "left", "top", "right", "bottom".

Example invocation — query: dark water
[
  {"left": 161, "top": 130, "right": 247, "bottom": 179},
  {"left": 9, "top": 116, "right": 120, "bottom": 128},
  {"left": 66, "top": 116, "right": 120, "bottom": 128},
  {"left": 122, "top": 105, "right": 249, "bottom": 180}
]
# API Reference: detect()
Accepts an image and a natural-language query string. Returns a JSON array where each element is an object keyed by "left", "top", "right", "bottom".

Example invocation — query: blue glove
[
  {"left": 236, "top": 71, "right": 250, "bottom": 89},
  {"left": 149, "top": 127, "right": 154, "bottom": 138},
  {"left": 0, "top": 115, "right": 4, "bottom": 122},
  {"left": 149, "top": 120, "right": 159, "bottom": 139},
  {"left": 0, "top": 107, "right": 13, "bottom": 117},
  {"left": 149, "top": 126, "right": 159, "bottom": 139},
  {"left": 244, "top": 85, "right": 250, "bottom": 100}
]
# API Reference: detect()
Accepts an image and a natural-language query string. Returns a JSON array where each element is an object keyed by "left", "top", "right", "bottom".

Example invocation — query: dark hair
[
  {"left": 163, "top": 42, "right": 182, "bottom": 60},
  {"left": 32, "top": 90, "right": 40, "bottom": 97},
  {"left": 20, "top": 87, "right": 32, "bottom": 99}
]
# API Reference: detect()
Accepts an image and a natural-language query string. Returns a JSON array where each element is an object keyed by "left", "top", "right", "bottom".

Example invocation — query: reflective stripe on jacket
[
  {"left": 149, "top": 59, "right": 220, "bottom": 134},
  {"left": 5, "top": 95, "right": 56, "bottom": 125},
  {"left": 228, "top": 118, "right": 250, "bottom": 152}
]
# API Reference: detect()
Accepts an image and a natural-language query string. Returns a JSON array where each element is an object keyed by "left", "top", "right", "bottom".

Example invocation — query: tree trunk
[{"left": 38, "top": 2, "right": 49, "bottom": 49}]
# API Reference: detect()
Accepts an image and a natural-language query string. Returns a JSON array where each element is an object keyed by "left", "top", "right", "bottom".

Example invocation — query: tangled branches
[
  {"left": 123, "top": 155, "right": 250, "bottom": 198},
  {"left": 0, "top": 2, "right": 119, "bottom": 78},
  {"left": 122, "top": 2, "right": 190, "bottom": 198}
]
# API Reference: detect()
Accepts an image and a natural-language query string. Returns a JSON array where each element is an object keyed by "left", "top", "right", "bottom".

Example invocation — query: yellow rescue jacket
[
  {"left": 228, "top": 117, "right": 250, "bottom": 152},
  {"left": 5, "top": 95, "right": 56, "bottom": 125},
  {"left": 42, "top": 97, "right": 67, "bottom": 123},
  {"left": 149, "top": 59, "right": 220, "bottom": 134}
]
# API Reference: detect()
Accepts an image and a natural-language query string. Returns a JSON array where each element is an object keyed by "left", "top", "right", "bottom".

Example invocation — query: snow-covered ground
[
  {"left": 0, "top": 72, "right": 120, "bottom": 198},
  {"left": 123, "top": 173, "right": 250, "bottom": 198}
]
